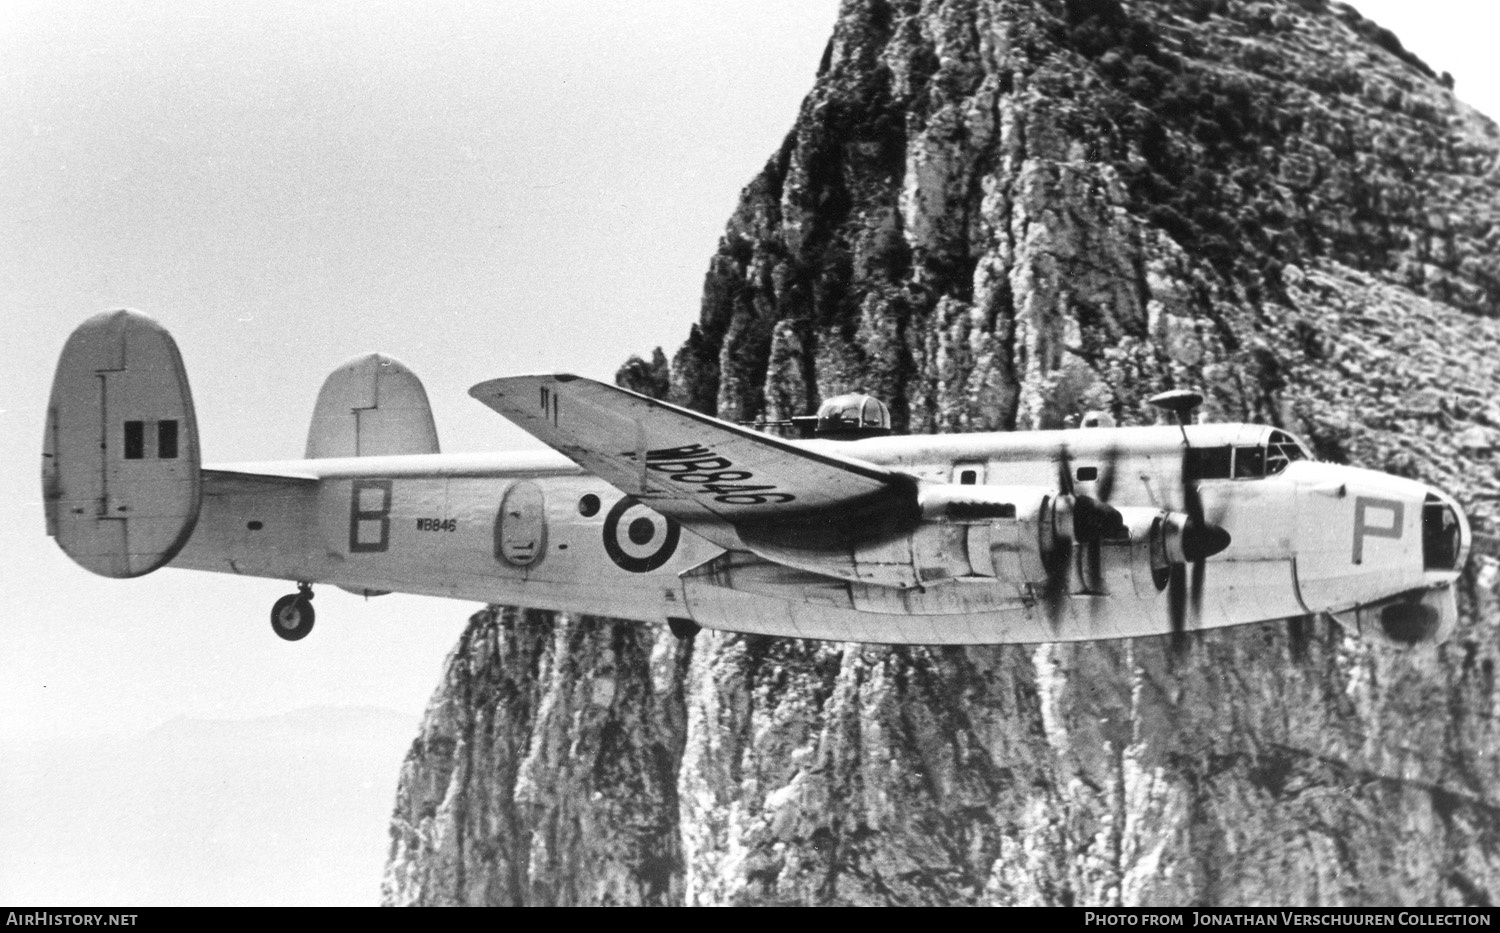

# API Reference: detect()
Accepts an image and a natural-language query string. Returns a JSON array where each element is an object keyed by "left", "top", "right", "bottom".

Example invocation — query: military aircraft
[{"left": 43, "top": 310, "right": 1470, "bottom": 648}]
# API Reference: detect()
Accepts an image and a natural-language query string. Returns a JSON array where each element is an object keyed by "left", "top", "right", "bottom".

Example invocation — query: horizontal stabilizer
[
  {"left": 43, "top": 310, "right": 201, "bottom": 578},
  {"left": 202, "top": 468, "right": 318, "bottom": 496},
  {"left": 306, "top": 353, "right": 439, "bottom": 458},
  {"left": 469, "top": 374, "right": 918, "bottom": 546}
]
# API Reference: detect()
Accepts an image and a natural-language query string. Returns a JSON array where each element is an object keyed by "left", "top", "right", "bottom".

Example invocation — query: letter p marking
[{"left": 1352, "top": 496, "right": 1403, "bottom": 564}]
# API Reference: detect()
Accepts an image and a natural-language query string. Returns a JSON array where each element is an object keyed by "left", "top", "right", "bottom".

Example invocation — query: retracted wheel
[
  {"left": 667, "top": 616, "right": 700, "bottom": 640},
  {"left": 271, "top": 592, "right": 315, "bottom": 641}
]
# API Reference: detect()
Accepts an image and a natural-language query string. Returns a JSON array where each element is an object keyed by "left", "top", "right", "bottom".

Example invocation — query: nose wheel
[{"left": 271, "top": 584, "right": 315, "bottom": 641}]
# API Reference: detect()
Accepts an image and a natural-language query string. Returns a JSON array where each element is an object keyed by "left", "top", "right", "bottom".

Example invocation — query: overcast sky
[{"left": 1, "top": 0, "right": 1495, "bottom": 906}]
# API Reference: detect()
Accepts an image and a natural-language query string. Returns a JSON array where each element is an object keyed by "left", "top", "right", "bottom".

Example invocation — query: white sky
[
  {"left": 1, "top": 0, "right": 842, "bottom": 746},
  {"left": 0, "top": 0, "right": 1495, "bottom": 906}
]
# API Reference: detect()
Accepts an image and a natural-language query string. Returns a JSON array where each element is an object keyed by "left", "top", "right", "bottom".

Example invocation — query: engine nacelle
[
  {"left": 1093, "top": 507, "right": 1173, "bottom": 599},
  {"left": 742, "top": 483, "right": 1196, "bottom": 599},
  {"left": 744, "top": 484, "right": 1059, "bottom": 589},
  {"left": 915, "top": 484, "right": 1055, "bottom": 587}
]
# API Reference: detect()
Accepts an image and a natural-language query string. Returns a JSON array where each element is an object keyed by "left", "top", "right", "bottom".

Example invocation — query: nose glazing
[{"left": 1421, "top": 488, "right": 1470, "bottom": 576}]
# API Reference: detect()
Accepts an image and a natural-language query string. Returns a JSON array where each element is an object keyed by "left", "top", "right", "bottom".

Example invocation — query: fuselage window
[
  {"left": 1076, "top": 466, "right": 1098, "bottom": 482},
  {"left": 953, "top": 462, "right": 985, "bottom": 485}
]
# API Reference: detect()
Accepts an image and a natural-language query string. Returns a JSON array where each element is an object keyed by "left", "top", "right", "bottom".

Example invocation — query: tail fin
[
  {"left": 43, "top": 310, "right": 202, "bottom": 578},
  {"left": 305, "top": 353, "right": 439, "bottom": 458}
]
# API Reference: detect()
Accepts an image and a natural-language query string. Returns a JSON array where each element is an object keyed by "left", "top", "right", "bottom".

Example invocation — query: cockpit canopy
[
  {"left": 815, "top": 394, "right": 892, "bottom": 439},
  {"left": 1185, "top": 429, "right": 1312, "bottom": 480}
]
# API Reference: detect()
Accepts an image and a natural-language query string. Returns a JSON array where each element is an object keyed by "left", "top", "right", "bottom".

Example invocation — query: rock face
[{"left": 384, "top": 0, "right": 1500, "bottom": 906}]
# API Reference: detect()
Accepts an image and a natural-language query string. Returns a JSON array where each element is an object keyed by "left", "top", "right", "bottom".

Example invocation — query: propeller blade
[
  {"left": 1038, "top": 485, "right": 1073, "bottom": 628},
  {"left": 1038, "top": 534, "right": 1074, "bottom": 630},
  {"left": 1181, "top": 446, "right": 1205, "bottom": 528},
  {"left": 1168, "top": 562, "right": 1188, "bottom": 655},
  {"left": 1073, "top": 495, "right": 1127, "bottom": 543},
  {"left": 1095, "top": 443, "right": 1120, "bottom": 503},
  {"left": 1190, "top": 555, "right": 1207, "bottom": 625},
  {"left": 1056, "top": 445, "right": 1075, "bottom": 498},
  {"left": 1080, "top": 538, "right": 1104, "bottom": 595},
  {"left": 1040, "top": 543, "right": 1070, "bottom": 626},
  {"left": 1167, "top": 444, "right": 1219, "bottom": 655}
]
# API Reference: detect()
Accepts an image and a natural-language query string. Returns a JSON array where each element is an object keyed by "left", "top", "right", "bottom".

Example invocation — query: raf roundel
[{"left": 601, "top": 496, "right": 681, "bottom": 573}]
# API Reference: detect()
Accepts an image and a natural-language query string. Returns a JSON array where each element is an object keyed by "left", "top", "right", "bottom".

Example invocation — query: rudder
[{"left": 43, "top": 310, "right": 202, "bottom": 578}]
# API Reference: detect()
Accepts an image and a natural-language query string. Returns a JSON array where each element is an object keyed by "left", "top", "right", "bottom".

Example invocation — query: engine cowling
[
  {"left": 743, "top": 484, "right": 1062, "bottom": 588},
  {"left": 914, "top": 484, "right": 1056, "bottom": 586},
  {"left": 740, "top": 482, "right": 1207, "bottom": 598},
  {"left": 1092, "top": 506, "right": 1173, "bottom": 599}
]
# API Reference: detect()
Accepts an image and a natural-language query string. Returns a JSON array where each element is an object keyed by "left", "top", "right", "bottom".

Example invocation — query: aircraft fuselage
[{"left": 170, "top": 426, "right": 1467, "bottom": 645}]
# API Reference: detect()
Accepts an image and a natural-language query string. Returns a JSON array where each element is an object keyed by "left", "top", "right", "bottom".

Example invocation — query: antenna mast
[{"left": 1147, "top": 389, "right": 1205, "bottom": 446}]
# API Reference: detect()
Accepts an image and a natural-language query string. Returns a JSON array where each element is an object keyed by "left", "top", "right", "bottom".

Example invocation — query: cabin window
[
  {"left": 1423, "top": 495, "right": 1463, "bottom": 572},
  {"left": 157, "top": 420, "right": 179, "bottom": 459},
  {"left": 1185, "top": 445, "right": 1232, "bottom": 481},
  {"left": 1266, "top": 430, "right": 1308, "bottom": 475},
  {"left": 1234, "top": 446, "right": 1265, "bottom": 478},
  {"left": 123, "top": 421, "right": 145, "bottom": 459},
  {"left": 1076, "top": 466, "right": 1098, "bottom": 482},
  {"left": 952, "top": 461, "right": 986, "bottom": 485}
]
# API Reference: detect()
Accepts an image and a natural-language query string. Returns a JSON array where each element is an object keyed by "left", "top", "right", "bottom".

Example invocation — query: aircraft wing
[{"left": 469, "top": 374, "right": 917, "bottom": 544}]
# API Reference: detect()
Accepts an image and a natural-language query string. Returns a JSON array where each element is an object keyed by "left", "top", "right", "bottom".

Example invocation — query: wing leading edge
[{"left": 468, "top": 374, "right": 918, "bottom": 549}]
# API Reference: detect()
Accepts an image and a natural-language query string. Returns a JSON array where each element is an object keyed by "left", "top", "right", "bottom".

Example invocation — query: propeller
[
  {"left": 1167, "top": 445, "right": 1232, "bottom": 653},
  {"left": 1038, "top": 445, "right": 1127, "bottom": 624},
  {"left": 1033, "top": 427, "right": 1231, "bottom": 645},
  {"left": 1075, "top": 444, "right": 1126, "bottom": 597},
  {"left": 1037, "top": 448, "right": 1077, "bottom": 625}
]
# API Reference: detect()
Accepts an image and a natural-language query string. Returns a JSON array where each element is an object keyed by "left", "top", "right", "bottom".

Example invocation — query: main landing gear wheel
[
  {"left": 667, "top": 617, "right": 700, "bottom": 641},
  {"left": 271, "top": 584, "right": 315, "bottom": 641}
]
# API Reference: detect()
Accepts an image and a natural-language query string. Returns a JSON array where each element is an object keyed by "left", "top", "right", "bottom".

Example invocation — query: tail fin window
[
  {"left": 158, "top": 420, "right": 179, "bottom": 459},
  {"left": 123, "top": 421, "right": 145, "bottom": 460}
]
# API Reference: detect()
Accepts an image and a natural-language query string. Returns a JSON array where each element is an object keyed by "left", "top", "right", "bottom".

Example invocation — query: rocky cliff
[{"left": 383, "top": 0, "right": 1500, "bottom": 906}]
